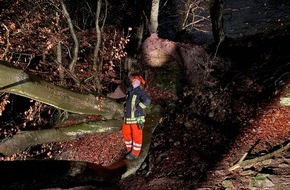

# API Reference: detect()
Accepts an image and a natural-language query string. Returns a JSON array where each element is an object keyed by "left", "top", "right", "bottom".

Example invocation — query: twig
[
  {"left": 53, "top": 60, "right": 92, "bottom": 93},
  {"left": 228, "top": 152, "right": 248, "bottom": 171},
  {"left": 229, "top": 140, "right": 290, "bottom": 171},
  {"left": 229, "top": 139, "right": 260, "bottom": 171},
  {"left": 1, "top": 23, "right": 10, "bottom": 60}
]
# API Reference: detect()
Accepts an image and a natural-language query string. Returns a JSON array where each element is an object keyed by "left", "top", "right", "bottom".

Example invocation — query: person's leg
[
  {"left": 131, "top": 124, "right": 143, "bottom": 157},
  {"left": 122, "top": 123, "right": 132, "bottom": 153}
]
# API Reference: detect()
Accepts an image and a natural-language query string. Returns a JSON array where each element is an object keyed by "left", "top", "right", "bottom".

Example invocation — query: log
[
  {"left": 280, "top": 87, "right": 290, "bottom": 106},
  {"left": 0, "top": 61, "right": 123, "bottom": 120},
  {"left": 0, "top": 105, "right": 163, "bottom": 189},
  {"left": 0, "top": 120, "right": 122, "bottom": 156},
  {"left": 121, "top": 105, "right": 163, "bottom": 178},
  {"left": 0, "top": 60, "right": 164, "bottom": 187},
  {"left": 0, "top": 160, "right": 126, "bottom": 190}
]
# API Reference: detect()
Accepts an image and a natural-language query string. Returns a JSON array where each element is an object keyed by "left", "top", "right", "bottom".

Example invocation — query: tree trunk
[
  {"left": 56, "top": 12, "right": 65, "bottom": 85},
  {"left": 0, "top": 61, "right": 123, "bottom": 119},
  {"left": 56, "top": 42, "right": 65, "bottom": 85},
  {"left": 280, "top": 85, "right": 290, "bottom": 106},
  {"left": 0, "top": 59, "right": 164, "bottom": 187},
  {"left": 60, "top": 0, "right": 79, "bottom": 74},
  {"left": 210, "top": 0, "right": 225, "bottom": 44},
  {"left": 94, "top": 0, "right": 103, "bottom": 93},
  {"left": 0, "top": 119, "right": 122, "bottom": 156},
  {"left": 0, "top": 160, "right": 126, "bottom": 190},
  {"left": 0, "top": 60, "right": 164, "bottom": 182},
  {"left": 0, "top": 105, "right": 163, "bottom": 189},
  {"left": 150, "top": 0, "right": 160, "bottom": 34}
]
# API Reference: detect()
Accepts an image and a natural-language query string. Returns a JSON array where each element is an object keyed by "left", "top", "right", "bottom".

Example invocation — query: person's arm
[
  {"left": 136, "top": 90, "right": 151, "bottom": 129},
  {"left": 139, "top": 91, "right": 151, "bottom": 109}
]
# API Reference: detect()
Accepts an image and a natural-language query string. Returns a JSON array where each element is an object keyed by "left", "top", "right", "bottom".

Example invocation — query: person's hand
[
  {"left": 137, "top": 122, "right": 144, "bottom": 130},
  {"left": 137, "top": 117, "right": 144, "bottom": 130}
]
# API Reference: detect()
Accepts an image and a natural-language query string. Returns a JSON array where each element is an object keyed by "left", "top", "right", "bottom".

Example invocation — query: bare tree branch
[
  {"left": 229, "top": 141, "right": 290, "bottom": 171},
  {"left": 60, "top": 0, "right": 79, "bottom": 74},
  {"left": 0, "top": 23, "right": 10, "bottom": 60}
]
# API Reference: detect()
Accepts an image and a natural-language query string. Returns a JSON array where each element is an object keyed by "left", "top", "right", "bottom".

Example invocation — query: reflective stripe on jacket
[{"left": 124, "top": 86, "right": 151, "bottom": 123}]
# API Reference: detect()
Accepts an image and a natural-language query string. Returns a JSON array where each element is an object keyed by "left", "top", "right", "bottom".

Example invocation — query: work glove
[
  {"left": 137, "top": 117, "right": 144, "bottom": 130},
  {"left": 137, "top": 122, "right": 144, "bottom": 130}
]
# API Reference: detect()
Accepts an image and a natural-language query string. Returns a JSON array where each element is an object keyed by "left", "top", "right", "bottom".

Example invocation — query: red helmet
[{"left": 131, "top": 75, "right": 145, "bottom": 85}]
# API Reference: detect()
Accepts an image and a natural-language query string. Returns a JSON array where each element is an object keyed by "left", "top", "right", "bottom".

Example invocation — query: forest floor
[
  {"left": 1, "top": 37, "right": 290, "bottom": 190},
  {"left": 1, "top": 44, "right": 290, "bottom": 190},
  {"left": 1, "top": 0, "right": 289, "bottom": 189},
  {"left": 0, "top": 61, "right": 289, "bottom": 190},
  {"left": 55, "top": 72, "right": 290, "bottom": 190}
]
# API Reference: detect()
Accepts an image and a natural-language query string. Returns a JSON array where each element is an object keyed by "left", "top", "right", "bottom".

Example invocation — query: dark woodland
[{"left": 0, "top": 0, "right": 289, "bottom": 189}]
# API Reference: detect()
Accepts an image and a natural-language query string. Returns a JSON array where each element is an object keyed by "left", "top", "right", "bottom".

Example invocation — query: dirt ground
[
  {"left": 56, "top": 82, "right": 290, "bottom": 190},
  {"left": 1, "top": 43, "right": 289, "bottom": 189},
  {"left": 1, "top": 1, "right": 289, "bottom": 189},
  {"left": 1, "top": 30, "right": 289, "bottom": 190},
  {"left": 52, "top": 34, "right": 290, "bottom": 189},
  {"left": 0, "top": 58, "right": 289, "bottom": 189}
]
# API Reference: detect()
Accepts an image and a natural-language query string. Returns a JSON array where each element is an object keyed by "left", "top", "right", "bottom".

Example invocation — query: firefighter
[{"left": 122, "top": 74, "right": 151, "bottom": 160}]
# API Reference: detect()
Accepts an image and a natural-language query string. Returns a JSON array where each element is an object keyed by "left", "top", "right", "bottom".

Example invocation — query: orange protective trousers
[{"left": 122, "top": 123, "right": 143, "bottom": 156}]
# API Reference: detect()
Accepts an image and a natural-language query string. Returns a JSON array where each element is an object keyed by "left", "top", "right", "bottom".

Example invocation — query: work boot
[{"left": 125, "top": 152, "right": 138, "bottom": 160}]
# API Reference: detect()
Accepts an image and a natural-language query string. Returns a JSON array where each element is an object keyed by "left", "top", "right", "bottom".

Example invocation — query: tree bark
[
  {"left": 280, "top": 85, "right": 290, "bottom": 106},
  {"left": 60, "top": 0, "right": 79, "bottom": 74},
  {"left": 0, "top": 119, "right": 122, "bottom": 156},
  {"left": 229, "top": 141, "right": 290, "bottom": 171},
  {"left": 210, "top": 0, "right": 225, "bottom": 44},
  {"left": 0, "top": 23, "right": 10, "bottom": 59},
  {"left": 0, "top": 160, "right": 126, "bottom": 190},
  {"left": 150, "top": 0, "right": 160, "bottom": 34},
  {"left": 93, "top": 0, "right": 102, "bottom": 67},
  {"left": 56, "top": 12, "right": 65, "bottom": 85},
  {"left": 0, "top": 105, "right": 163, "bottom": 189},
  {"left": 0, "top": 59, "right": 164, "bottom": 187},
  {"left": 94, "top": 0, "right": 103, "bottom": 93},
  {"left": 0, "top": 59, "right": 165, "bottom": 180},
  {"left": 56, "top": 42, "right": 65, "bottom": 85},
  {"left": 122, "top": 104, "right": 163, "bottom": 178},
  {"left": 0, "top": 61, "right": 123, "bottom": 119}
]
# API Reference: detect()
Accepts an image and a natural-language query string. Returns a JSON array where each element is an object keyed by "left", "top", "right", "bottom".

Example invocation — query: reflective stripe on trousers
[{"left": 122, "top": 123, "right": 143, "bottom": 156}]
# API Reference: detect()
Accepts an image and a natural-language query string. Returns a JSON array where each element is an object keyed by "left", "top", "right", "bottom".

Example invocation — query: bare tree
[
  {"left": 93, "top": 0, "right": 105, "bottom": 93},
  {"left": 150, "top": 0, "right": 160, "bottom": 34},
  {"left": 210, "top": 0, "right": 225, "bottom": 46},
  {"left": 60, "top": 0, "right": 79, "bottom": 75}
]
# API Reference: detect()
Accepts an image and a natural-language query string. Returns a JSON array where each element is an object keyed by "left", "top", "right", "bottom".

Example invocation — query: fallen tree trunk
[
  {"left": 0, "top": 119, "right": 122, "bottom": 156},
  {"left": 0, "top": 60, "right": 164, "bottom": 188},
  {"left": 280, "top": 84, "right": 290, "bottom": 106},
  {"left": 121, "top": 104, "right": 163, "bottom": 178},
  {"left": 0, "top": 105, "right": 163, "bottom": 189},
  {"left": 0, "top": 159, "right": 127, "bottom": 190},
  {"left": 0, "top": 61, "right": 123, "bottom": 120}
]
